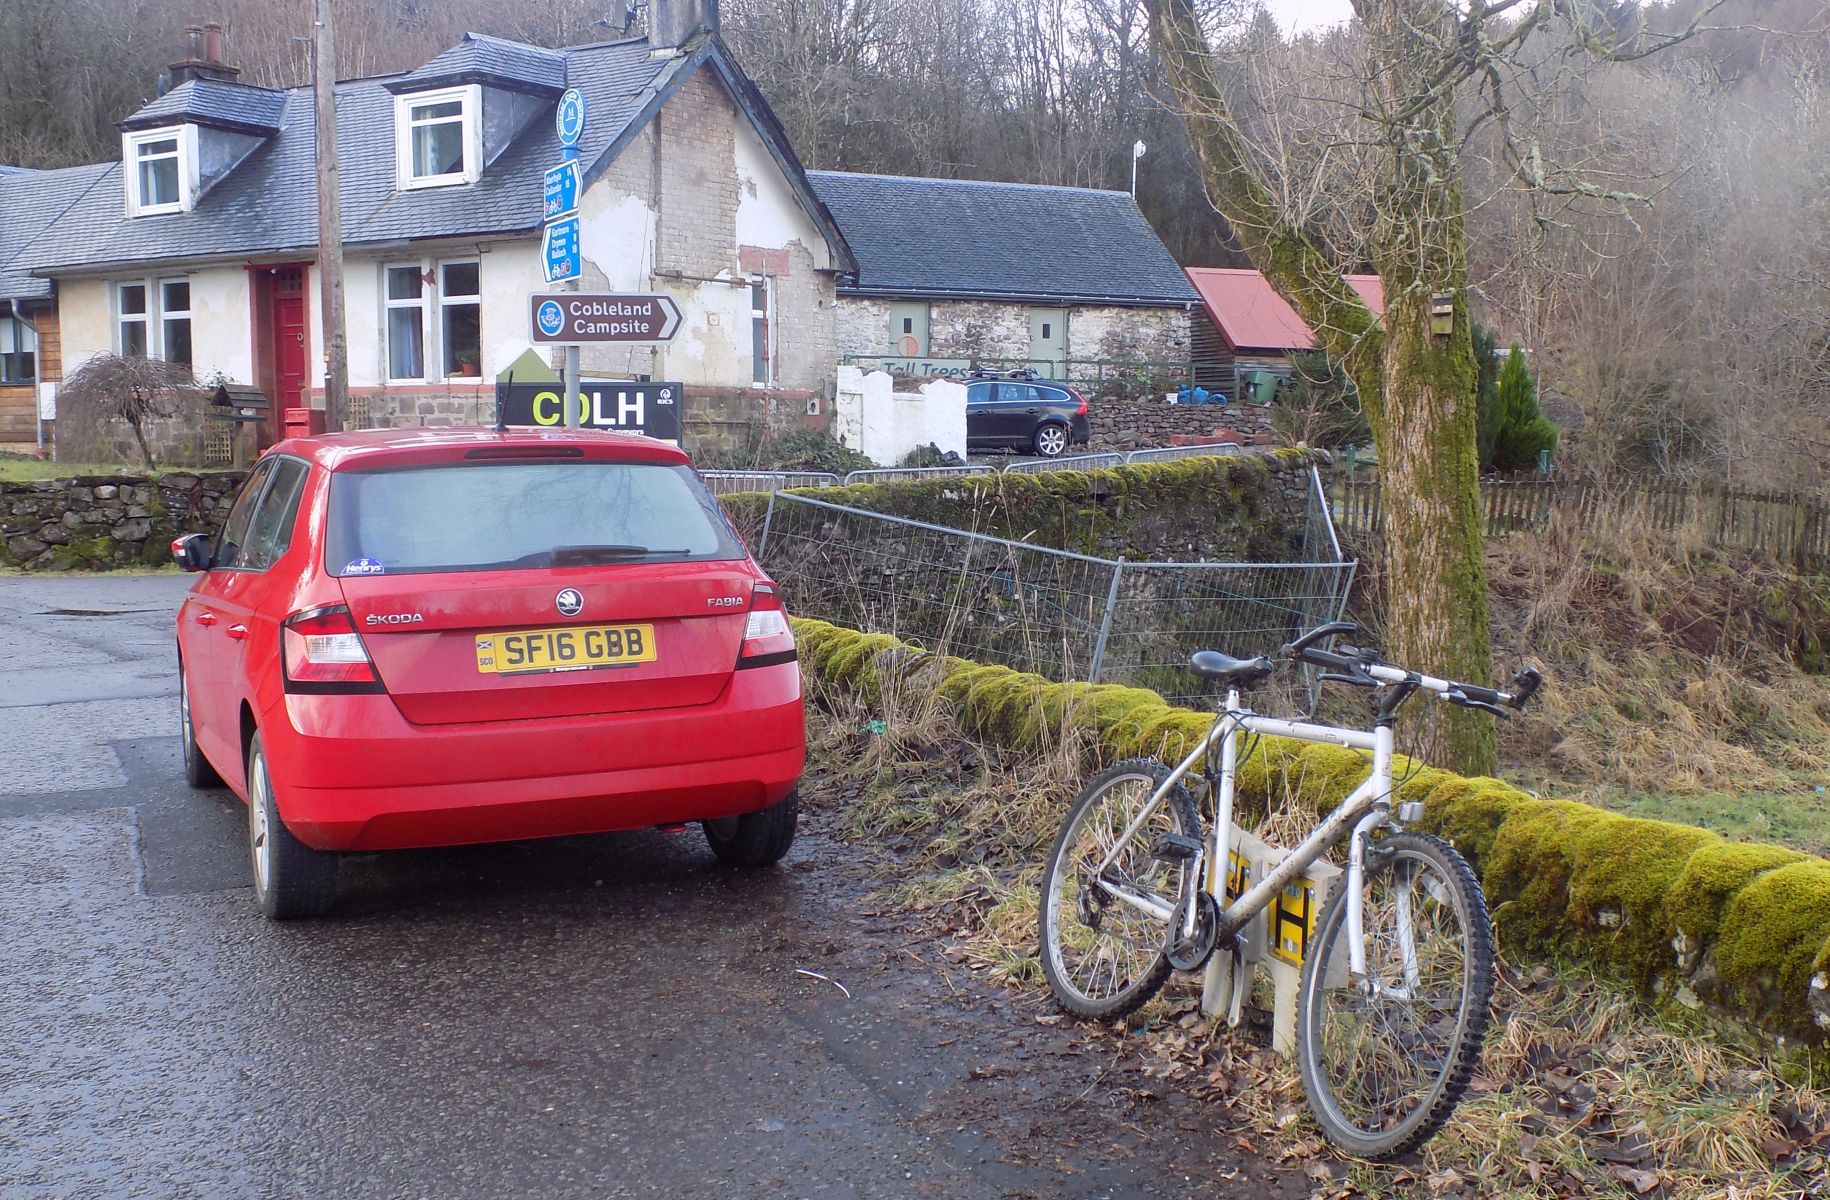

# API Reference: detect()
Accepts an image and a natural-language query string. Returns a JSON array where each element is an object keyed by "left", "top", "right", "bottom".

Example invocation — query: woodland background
[{"left": 1, "top": 0, "right": 1826, "bottom": 492}]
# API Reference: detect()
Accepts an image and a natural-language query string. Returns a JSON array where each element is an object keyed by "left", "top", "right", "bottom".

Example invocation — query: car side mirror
[{"left": 171, "top": 533, "right": 214, "bottom": 572}]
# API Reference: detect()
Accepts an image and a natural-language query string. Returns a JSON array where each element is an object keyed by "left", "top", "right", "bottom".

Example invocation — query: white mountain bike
[{"left": 1039, "top": 621, "right": 1541, "bottom": 1157}]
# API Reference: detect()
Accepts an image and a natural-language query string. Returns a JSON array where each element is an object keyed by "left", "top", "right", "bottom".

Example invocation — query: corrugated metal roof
[
  {"left": 1186, "top": 267, "right": 1383, "bottom": 352},
  {"left": 808, "top": 171, "right": 1198, "bottom": 307}
]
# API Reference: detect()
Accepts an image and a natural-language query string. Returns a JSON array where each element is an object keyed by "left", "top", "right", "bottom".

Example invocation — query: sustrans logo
[
  {"left": 555, "top": 588, "right": 585, "bottom": 617},
  {"left": 365, "top": 613, "right": 425, "bottom": 625}
]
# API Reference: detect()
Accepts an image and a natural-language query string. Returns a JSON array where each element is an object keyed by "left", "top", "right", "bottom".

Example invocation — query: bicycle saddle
[{"left": 1188, "top": 650, "right": 1276, "bottom": 686}]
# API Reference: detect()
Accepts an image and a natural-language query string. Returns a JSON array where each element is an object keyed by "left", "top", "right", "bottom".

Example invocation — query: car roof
[{"left": 269, "top": 426, "right": 694, "bottom": 472}]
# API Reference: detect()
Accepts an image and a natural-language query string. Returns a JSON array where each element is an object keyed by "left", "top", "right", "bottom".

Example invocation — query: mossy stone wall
[
  {"left": 793, "top": 617, "right": 1830, "bottom": 1049},
  {"left": 1, "top": 471, "right": 243, "bottom": 570}
]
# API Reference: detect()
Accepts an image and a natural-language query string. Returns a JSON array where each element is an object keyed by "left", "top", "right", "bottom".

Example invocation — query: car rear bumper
[
  {"left": 258, "top": 663, "right": 805, "bottom": 851},
  {"left": 1070, "top": 414, "right": 1092, "bottom": 445}
]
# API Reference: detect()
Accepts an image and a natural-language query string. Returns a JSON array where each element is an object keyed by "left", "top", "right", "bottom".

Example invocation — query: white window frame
[
  {"left": 122, "top": 125, "right": 199, "bottom": 217},
  {"left": 393, "top": 86, "right": 482, "bottom": 191},
  {"left": 383, "top": 263, "right": 430, "bottom": 383},
  {"left": 750, "top": 277, "right": 773, "bottom": 387},
  {"left": 381, "top": 257, "right": 481, "bottom": 383},
  {"left": 114, "top": 276, "right": 196, "bottom": 362}
]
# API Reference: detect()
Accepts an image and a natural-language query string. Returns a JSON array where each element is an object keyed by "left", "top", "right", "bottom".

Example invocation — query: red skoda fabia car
[{"left": 173, "top": 427, "right": 805, "bottom": 919}]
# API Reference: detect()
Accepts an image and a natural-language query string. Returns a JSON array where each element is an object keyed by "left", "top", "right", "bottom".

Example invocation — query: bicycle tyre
[
  {"left": 1039, "top": 758, "right": 1201, "bottom": 1021},
  {"left": 1296, "top": 831, "right": 1494, "bottom": 1159}
]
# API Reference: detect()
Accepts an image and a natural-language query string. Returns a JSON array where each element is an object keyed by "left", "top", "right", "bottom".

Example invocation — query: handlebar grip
[{"left": 1510, "top": 667, "right": 1543, "bottom": 709}]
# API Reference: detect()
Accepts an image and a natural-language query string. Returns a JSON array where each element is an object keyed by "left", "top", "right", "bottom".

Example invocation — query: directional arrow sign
[
  {"left": 543, "top": 160, "right": 581, "bottom": 221},
  {"left": 528, "top": 293, "right": 683, "bottom": 344},
  {"left": 541, "top": 217, "right": 581, "bottom": 283}
]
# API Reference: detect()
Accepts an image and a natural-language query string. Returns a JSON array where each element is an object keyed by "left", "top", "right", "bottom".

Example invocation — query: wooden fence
[{"left": 1334, "top": 477, "right": 1830, "bottom": 573}]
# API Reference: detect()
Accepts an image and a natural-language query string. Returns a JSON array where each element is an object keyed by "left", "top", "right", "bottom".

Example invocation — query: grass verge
[{"left": 801, "top": 680, "right": 1830, "bottom": 1197}]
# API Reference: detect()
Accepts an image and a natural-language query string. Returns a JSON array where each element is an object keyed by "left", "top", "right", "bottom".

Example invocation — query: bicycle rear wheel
[
  {"left": 1039, "top": 759, "right": 1200, "bottom": 1021},
  {"left": 1296, "top": 831, "right": 1494, "bottom": 1159}
]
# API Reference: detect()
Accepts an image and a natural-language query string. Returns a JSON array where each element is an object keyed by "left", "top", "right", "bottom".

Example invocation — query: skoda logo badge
[
  {"left": 555, "top": 588, "right": 584, "bottom": 617},
  {"left": 536, "top": 299, "right": 565, "bottom": 337}
]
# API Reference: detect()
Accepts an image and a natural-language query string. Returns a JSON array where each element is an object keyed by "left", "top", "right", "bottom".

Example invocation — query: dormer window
[
  {"left": 395, "top": 86, "right": 481, "bottom": 190},
  {"left": 123, "top": 126, "right": 198, "bottom": 216}
]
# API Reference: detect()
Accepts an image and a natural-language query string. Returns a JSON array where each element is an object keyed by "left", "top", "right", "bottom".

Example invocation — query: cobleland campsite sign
[
  {"left": 495, "top": 380, "right": 682, "bottom": 443},
  {"left": 529, "top": 294, "right": 683, "bottom": 344}
]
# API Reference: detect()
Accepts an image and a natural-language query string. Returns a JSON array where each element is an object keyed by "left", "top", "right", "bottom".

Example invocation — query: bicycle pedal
[{"left": 1151, "top": 833, "right": 1202, "bottom": 862}]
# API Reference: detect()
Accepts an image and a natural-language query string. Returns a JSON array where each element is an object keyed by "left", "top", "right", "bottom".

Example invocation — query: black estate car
[{"left": 964, "top": 378, "right": 1092, "bottom": 458}]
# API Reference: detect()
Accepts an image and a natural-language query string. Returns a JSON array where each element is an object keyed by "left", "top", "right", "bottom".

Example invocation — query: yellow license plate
[{"left": 475, "top": 624, "right": 657, "bottom": 675}]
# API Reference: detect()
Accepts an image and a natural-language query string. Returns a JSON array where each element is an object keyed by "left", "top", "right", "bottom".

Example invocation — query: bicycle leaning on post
[{"left": 1038, "top": 621, "right": 1542, "bottom": 1158}]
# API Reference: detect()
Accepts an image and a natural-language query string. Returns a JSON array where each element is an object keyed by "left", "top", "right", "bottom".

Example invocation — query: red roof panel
[{"left": 1187, "top": 267, "right": 1383, "bottom": 353}]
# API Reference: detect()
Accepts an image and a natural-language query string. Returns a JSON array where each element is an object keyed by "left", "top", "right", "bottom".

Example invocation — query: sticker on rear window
[{"left": 342, "top": 557, "right": 386, "bottom": 576}]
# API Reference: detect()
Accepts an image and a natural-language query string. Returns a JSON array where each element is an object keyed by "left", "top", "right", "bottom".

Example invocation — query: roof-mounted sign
[
  {"left": 555, "top": 88, "right": 586, "bottom": 147},
  {"left": 529, "top": 293, "right": 682, "bottom": 344}
]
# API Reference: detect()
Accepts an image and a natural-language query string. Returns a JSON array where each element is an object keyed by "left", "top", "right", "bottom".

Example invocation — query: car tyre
[
  {"left": 702, "top": 789, "right": 799, "bottom": 867},
  {"left": 179, "top": 661, "right": 223, "bottom": 789},
  {"left": 1033, "top": 422, "right": 1069, "bottom": 458},
  {"left": 246, "top": 731, "right": 338, "bottom": 919}
]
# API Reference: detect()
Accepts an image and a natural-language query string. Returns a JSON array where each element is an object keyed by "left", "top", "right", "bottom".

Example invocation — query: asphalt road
[{"left": 0, "top": 572, "right": 1308, "bottom": 1199}]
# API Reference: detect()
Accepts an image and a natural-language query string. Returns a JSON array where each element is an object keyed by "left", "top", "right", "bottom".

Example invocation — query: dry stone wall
[
  {"left": 1087, "top": 396, "right": 1274, "bottom": 452},
  {"left": 1, "top": 471, "right": 244, "bottom": 570}
]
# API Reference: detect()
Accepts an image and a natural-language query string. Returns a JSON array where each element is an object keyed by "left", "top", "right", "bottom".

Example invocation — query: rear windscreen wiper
[{"left": 550, "top": 545, "right": 692, "bottom": 564}]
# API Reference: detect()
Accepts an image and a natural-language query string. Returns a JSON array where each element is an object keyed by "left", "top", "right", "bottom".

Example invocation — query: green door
[{"left": 1028, "top": 308, "right": 1067, "bottom": 378}]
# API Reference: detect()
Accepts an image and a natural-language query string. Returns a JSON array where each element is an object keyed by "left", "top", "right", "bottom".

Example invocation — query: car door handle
[
  {"left": 194, "top": 611, "right": 217, "bottom": 627},
  {"left": 226, "top": 624, "right": 248, "bottom": 640},
  {"left": 1024, "top": 408, "right": 1041, "bottom": 415}
]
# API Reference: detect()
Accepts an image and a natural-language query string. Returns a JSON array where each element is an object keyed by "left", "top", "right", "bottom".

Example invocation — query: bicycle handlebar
[{"left": 1281, "top": 624, "right": 1544, "bottom": 714}]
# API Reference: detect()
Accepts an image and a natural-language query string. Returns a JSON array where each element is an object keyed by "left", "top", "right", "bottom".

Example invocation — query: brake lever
[
  {"left": 1318, "top": 670, "right": 1378, "bottom": 689},
  {"left": 1446, "top": 690, "right": 1510, "bottom": 720}
]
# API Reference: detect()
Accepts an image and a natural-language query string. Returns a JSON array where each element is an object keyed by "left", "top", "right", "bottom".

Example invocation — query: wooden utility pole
[{"left": 314, "top": 0, "right": 350, "bottom": 431}]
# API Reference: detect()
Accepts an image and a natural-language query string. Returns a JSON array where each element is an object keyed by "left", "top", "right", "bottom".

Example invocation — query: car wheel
[
  {"left": 179, "top": 662, "right": 223, "bottom": 789},
  {"left": 247, "top": 731, "right": 338, "bottom": 919},
  {"left": 702, "top": 789, "right": 799, "bottom": 867},
  {"left": 1033, "top": 423, "right": 1069, "bottom": 458}
]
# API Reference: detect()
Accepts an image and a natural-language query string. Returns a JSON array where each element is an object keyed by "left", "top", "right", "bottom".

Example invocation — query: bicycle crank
[{"left": 1165, "top": 889, "right": 1220, "bottom": 971}]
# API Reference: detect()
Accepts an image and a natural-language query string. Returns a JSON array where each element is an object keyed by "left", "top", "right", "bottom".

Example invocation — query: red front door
[{"left": 270, "top": 267, "right": 308, "bottom": 412}]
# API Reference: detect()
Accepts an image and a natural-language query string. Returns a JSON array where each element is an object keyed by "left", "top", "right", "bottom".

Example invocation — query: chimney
[
  {"left": 650, "top": 0, "right": 719, "bottom": 51},
  {"left": 168, "top": 19, "right": 241, "bottom": 86}
]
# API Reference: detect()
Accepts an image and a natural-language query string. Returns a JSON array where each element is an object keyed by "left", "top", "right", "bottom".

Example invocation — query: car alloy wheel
[{"left": 1035, "top": 424, "right": 1068, "bottom": 458}]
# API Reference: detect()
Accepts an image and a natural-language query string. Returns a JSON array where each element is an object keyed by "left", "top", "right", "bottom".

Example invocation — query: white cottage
[{"left": 4, "top": 2, "right": 856, "bottom": 453}]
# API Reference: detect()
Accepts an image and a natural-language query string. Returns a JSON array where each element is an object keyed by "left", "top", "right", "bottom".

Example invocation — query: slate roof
[
  {"left": 120, "top": 78, "right": 288, "bottom": 135},
  {"left": 4, "top": 33, "right": 854, "bottom": 281},
  {"left": 0, "top": 164, "right": 115, "bottom": 299},
  {"left": 387, "top": 33, "right": 567, "bottom": 97},
  {"left": 1186, "top": 267, "right": 1383, "bottom": 352},
  {"left": 807, "top": 171, "right": 1199, "bottom": 307}
]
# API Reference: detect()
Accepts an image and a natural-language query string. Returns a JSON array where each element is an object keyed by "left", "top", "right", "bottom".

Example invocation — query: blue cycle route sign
[
  {"left": 542, "top": 217, "right": 581, "bottom": 283},
  {"left": 543, "top": 161, "right": 581, "bottom": 221},
  {"left": 555, "top": 88, "right": 586, "bottom": 147}
]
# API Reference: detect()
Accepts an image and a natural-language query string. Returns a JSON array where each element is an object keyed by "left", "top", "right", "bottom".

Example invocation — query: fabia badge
[{"left": 555, "top": 588, "right": 585, "bottom": 617}]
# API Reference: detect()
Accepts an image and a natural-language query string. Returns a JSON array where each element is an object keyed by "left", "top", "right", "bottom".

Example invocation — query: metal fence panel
[
  {"left": 700, "top": 470, "right": 840, "bottom": 496},
  {"left": 762, "top": 491, "right": 1357, "bottom": 718},
  {"left": 842, "top": 465, "right": 997, "bottom": 485},
  {"left": 1124, "top": 442, "right": 1245, "bottom": 465},
  {"left": 1004, "top": 452, "right": 1128, "bottom": 474}
]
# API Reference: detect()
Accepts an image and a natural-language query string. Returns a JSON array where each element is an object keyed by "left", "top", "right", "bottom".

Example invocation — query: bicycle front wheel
[
  {"left": 1039, "top": 758, "right": 1200, "bottom": 1021},
  {"left": 1296, "top": 831, "right": 1494, "bottom": 1159}
]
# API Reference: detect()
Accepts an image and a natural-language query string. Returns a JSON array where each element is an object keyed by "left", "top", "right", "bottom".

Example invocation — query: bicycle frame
[{"left": 1094, "top": 687, "right": 1396, "bottom": 981}]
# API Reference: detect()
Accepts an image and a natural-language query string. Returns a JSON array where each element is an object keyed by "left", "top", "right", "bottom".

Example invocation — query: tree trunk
[{"left": 1149, "top": 0, "right": 1496, "bottom": 774}]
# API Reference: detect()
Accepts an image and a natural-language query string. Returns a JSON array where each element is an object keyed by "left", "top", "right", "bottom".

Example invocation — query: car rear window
[{"left": 325, "top": 461, "right": 743, "bottom": 576}]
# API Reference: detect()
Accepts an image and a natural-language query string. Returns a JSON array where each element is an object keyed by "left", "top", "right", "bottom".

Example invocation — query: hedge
[{"left": 792, "top": 617, "right": 1830, "bottom": 1048}]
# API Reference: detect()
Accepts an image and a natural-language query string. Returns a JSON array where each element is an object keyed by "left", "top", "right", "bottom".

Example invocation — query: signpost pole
[
  {"left": 561, "top": 138, "right": 581, "bottom": 430},
  {"left": 548, "top": 89, "right": 587, "bottom": 429}
]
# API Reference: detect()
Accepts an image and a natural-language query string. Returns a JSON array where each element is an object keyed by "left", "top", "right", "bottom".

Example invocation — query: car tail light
[
  {"left": 1068, "top": 388, "right": 1088, "bottom": 415},
  {"left": 281, "top": 605, "right": 385, "bottom": 694},
  {"left": 736, "top": 583, "right": 797, "bottom": 668}
]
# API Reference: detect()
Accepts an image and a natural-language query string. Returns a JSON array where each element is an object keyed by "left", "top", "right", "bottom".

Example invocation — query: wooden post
[{"left": 314, "top": 0, "right": 350, "bottom": 431}]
